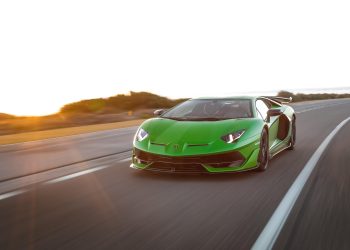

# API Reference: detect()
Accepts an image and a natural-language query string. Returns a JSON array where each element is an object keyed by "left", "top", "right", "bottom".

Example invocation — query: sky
[{"left": 0, "top": 0, "right": 349, "bottom": 116}]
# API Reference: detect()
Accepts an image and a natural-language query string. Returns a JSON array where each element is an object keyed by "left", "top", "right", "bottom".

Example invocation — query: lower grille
[
  {"left": 147, "top": 163, "right": 206, "bottom": 173},
  {"left": 133, "top": 148, "right": 246, "bottom": 173},
  {"left": 134, "top": 148, "right": 245, "bottom": 164}
]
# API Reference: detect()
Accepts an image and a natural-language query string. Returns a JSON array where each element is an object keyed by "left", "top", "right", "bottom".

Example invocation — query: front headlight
[
  {"left": 221, "top": 130, "right": 245, "bottom": 143},
  {"left": 136, "top": 128, "right": 149, "bottom": 142}
]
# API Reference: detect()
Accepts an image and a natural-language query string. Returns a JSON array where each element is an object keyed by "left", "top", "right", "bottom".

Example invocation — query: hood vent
[
  {"left": 150, "top": 142, "right": 168, "bottom": 146},
  {"left": 187, "top": 144, "right": 209, "bottom": 147}
]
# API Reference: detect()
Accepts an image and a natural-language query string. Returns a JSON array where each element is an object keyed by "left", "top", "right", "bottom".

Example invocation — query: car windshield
[{"left": 161, "top": 99, "right": 253, "bottom": 121}]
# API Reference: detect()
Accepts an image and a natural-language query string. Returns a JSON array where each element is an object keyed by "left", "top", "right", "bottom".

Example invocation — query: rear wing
[{"left": 262, "top": 96, "right": 292, "bottom": 104}]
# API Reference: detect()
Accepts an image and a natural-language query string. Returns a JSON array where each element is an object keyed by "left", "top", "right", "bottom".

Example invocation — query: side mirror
[
  {"left": 154, "top": 109, "right": 166, "bottom": 116},
  {"left": 267, "top": 109, "right": 282, "bottom": 117},
  {"left": 266, "top": 109, "right": 282, "bottom": 122}
]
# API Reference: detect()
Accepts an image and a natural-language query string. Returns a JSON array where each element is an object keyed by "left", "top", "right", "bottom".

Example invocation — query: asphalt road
[{"left": 0, "top": 98, "right": 350, "bottom": 250}]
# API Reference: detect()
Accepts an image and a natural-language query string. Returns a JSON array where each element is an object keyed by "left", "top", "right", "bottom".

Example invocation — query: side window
[{"left": 256, "top": 100, "right": 269, "bottom": 120}]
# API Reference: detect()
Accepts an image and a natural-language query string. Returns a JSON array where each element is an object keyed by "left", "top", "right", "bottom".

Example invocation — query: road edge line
[{"left": 0, "top": 190, "right": 27, "bottom": 201}]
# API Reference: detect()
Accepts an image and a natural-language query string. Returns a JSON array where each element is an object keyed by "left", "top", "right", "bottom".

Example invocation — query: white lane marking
[
  {"left": 119, "top": 157, "right": 132, "bottom": 162},
  {"left": 0, "top": 190, "right": 26, "bottom": 201},
  {"left": 252, "top": 116, "right": 350, "bottom": 250},
  {"left": 0, "top": 157, "right": 131, "bottom": 201},
  {"left": 45, "top": 156, "right": 131, "bottom": 184},
  {"left": 295, "top": 101, "right": 350, "bottom": 114},
  {"left": 296, "top": 107, "right": 324, "bottom": 113},
  {"left": 46, "top": 165, "right": 108, "bottom": 184}
]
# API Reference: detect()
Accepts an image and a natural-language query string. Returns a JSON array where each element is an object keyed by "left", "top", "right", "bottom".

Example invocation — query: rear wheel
[
  {"left": 257, "top": 129, "right": 269, "bottom": 171},
  {"left": 288, "top": 116, "right": 296, "bottom": 150}
]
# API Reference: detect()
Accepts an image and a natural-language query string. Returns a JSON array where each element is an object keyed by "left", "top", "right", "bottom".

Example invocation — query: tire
[
  {"left": 288, "top": 116, "right": 296, "bottom": 150},
  {"left": 257, "top": 129, "right": 269, "bottom": 171}
]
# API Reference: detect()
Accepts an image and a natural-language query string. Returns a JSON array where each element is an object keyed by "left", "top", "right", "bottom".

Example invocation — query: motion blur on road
[{"left": 0, "top": 99, "right": 350, "bottom": 249}]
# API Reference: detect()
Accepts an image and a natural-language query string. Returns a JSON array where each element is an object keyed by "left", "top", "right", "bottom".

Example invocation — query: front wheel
[{"left": 257, "top": 129, "right": 269, "bottom": 171}]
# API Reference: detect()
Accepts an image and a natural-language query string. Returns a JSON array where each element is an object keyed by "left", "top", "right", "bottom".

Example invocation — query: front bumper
[{"left": 130, "top": 147, "right": 259, "bottom": 173}]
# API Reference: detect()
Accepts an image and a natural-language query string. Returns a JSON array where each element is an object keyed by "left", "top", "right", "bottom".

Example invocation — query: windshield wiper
[
  {"left": 168, "top": 117, "right": 224, "bottom": 121},
  {"left": 189, "top": 117, "right": 223, "bottom": 121},
  {"left": 162, "top": 117, "right": 241, "bottom": 121},
  {"left": 161, "top": 117, "right": 189, "bottom": 121}
]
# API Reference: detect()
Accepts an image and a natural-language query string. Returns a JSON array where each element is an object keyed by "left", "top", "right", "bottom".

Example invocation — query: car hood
[{"left": 136, "top": 117, "right": 262, "bottom": 156}]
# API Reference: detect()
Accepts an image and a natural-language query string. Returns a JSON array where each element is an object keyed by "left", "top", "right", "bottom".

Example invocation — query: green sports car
[{"left": 131, "top": 96, "right": 296, "bottom": 173}]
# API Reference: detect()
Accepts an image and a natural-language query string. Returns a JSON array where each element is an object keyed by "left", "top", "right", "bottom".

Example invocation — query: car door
[{"left": 256, "top": 99, "right": 280, "bottom": 153}]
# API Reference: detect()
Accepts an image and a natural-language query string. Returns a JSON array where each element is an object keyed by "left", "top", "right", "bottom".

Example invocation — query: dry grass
[{"left": 0, "top": 119, "right": 144, "bottom": 145}]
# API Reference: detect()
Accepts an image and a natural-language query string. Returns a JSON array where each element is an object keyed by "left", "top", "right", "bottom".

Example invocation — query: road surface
[{"left": 0, "top": 98, "right": 350, "bottom": 250}]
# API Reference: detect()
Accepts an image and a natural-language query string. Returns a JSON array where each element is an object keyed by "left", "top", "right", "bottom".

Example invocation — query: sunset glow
[{"left": 1, "top": 0, "right": 349, "bottom": 116}]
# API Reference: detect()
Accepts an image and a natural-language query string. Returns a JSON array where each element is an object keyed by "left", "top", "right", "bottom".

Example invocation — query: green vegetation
[
  {"left": 277, "top": 90, "right": 350, "bottom": 102},
  {"left": 61, "top": 92, "right": 188, "bottom": 114}
]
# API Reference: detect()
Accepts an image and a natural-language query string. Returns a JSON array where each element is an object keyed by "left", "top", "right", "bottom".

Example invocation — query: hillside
[
  {"left": 0, "top": 113, "right": 15, "bottom": 120},
  {"left": 60, "top": 91, "right": 188, "bottom": 114}
]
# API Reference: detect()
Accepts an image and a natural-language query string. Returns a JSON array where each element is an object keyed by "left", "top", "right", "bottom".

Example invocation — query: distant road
[{"left": 0, "top": 98, "right": 350, "bottom": 249}]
